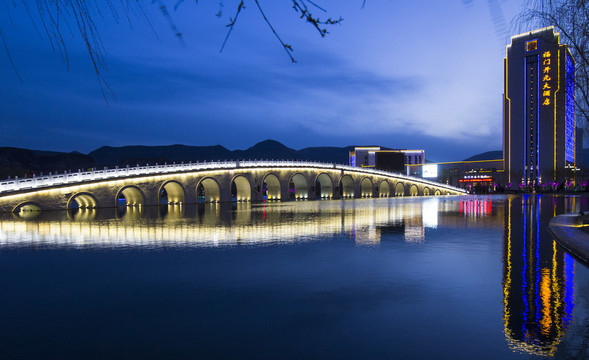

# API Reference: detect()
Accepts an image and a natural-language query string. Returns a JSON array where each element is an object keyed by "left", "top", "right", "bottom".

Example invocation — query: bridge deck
[{"left": 0, "top": 160, "right": 465, "bottom": 196}]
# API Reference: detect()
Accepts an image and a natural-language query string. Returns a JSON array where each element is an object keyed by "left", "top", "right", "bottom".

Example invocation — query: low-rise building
[
  {"left": 349, "top": 147, "right": 425, "bottom": 174},
  {"left": 409, "top": 159, "right": 504, "bottom": 192}
]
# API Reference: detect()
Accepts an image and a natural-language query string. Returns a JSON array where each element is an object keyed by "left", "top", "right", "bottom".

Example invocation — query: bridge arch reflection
[{"left": 1, "top": 198, "right": 452, "bottom": 248}]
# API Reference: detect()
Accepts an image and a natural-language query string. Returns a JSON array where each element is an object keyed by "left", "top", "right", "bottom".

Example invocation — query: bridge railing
[{"left": 0, "top": 160, "right": 466, "bottom": 194}]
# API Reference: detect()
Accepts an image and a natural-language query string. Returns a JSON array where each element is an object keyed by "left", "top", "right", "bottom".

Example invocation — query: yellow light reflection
[
  {"left": 0, "top": 199, "right": 488, "bottom": 249},
  {"left": 539, "top": 268, "right": 552, "bottom": 337}
]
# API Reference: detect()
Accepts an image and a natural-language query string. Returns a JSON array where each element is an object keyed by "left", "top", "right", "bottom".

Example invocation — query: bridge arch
[
  {"left": 395, "top": 182, "right": 405, "bottom": 197},
  {"left": 409, "top": 184, "right": 419, "bottom": 196},
  {"left": 0, "top": 161, "right": 467, "bottom": 212},
  {"left": 423, "top": 187, "right": 430, "bottom": 196},
  {"left": 197, "top": 177, "right": 221, "bottom": 203},
  {"left": 378, "top": 180, "right": 391, "bottom": 197},
  {"left": 315, "top": 173, "right": 334, "bottom": 199},
  {"left": 262, "top": 173, "right": 281, "bottom": 200},
  {"left": 360, "top": 178, "right": 373, "bottom": 197},
  {"left": 67, "top": 192, "right": 98, "bottom": 209},
  {"left": 231, "top": 175, "right": 251, "bottom": 202},
  {"left": 339, "top": 175, "right": 354, "bottom": 198},
  {"left": 289, "top": 173, "right": 308, "bottom": 200},
  {"left": 434, "top": 190, "right": 441, "bottom": 196},
  {"left": 159, "top": 180, "right": 185, "bottom": 204},
  {"left": 12, "top": 201, "right": 42, "bottom": 214},
  {"left": 116, "top": 185, "right": 146, "bottom": 207}
]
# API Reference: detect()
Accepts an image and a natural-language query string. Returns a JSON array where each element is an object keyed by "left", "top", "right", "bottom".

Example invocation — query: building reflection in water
[
  {"left": 0, "top": 197, "right": 488, "bottom": 249},
  {"left": 502, "top": 195, "right": 585, "bottom": 356}
]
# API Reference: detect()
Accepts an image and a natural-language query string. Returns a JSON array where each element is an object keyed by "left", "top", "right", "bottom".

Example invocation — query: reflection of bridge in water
[
  {"left": 0, "top": 198, "right": 462, "bottom": 248},
  {"left": 0, "top": 161, "right": 465, "bottom": 213}
]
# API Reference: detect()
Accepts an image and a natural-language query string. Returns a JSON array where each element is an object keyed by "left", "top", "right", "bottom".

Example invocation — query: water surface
[{"left": 1, "top": 195, "right": 589, "bottom": 359}]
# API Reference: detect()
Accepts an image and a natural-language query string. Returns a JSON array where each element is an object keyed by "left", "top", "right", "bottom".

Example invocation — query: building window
[{"left": 526, "top": 39, "right": 538, "bottom": 52}]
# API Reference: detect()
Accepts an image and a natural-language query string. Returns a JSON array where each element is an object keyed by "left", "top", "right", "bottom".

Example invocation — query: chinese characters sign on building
[{"left": 542, "top": 51, "right": 552, "bottom": 106}]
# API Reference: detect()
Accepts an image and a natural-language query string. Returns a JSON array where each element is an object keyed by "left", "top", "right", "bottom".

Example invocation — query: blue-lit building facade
[{"left": 504, "top": 27, "right": 576, "bottom": 189}]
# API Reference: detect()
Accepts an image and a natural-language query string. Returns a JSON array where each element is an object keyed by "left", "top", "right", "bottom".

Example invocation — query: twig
[
  {"left": 254, "top": 0, "right": 296, "bottom": 63},
  {"left": 220, "top": 0, "right": 244, "bottom": 53}
]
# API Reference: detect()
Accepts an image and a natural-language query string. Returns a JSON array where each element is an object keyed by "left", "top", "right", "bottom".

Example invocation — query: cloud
[{"left": 0, "top": 0, "right": 507, "bottom": 159}]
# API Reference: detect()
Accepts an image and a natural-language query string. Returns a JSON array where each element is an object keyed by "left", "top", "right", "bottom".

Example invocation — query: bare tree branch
[
  {"left": 0, "top": 28, "right": 22, "bottom": 83},
  {"left": 1, "top": 1, "right": 346, "bottom": 99},
  {"left": 253, "top": 0, "right": 296, "bottom": 63},
  {"left": 220, "top": 0, "right": 244, "bottom": 53}
]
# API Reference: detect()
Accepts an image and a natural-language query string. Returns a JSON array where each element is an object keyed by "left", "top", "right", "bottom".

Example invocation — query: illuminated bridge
[{"left": 0, "top": 160, "right": 466, "bottom": 213}]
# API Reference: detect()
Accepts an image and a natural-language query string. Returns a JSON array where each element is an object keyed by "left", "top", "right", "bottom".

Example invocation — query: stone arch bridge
[{"left": 0, "top": 160, "right": 466, "bottom": 213}]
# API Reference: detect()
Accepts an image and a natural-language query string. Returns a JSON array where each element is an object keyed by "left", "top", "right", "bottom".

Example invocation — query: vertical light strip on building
[
  {"left": 522, "top": 196, "right": 528, "bottom": 337},
  {"left": 524, "top": 51, "right": 539, "bottom": 184},
  {"left": 524, "top": 56, "right": 528, "bottom": 183},
  {"left": 537, "top": 54, "right": 541, "bottom": 183},
  {"left": 506, "top": 57, "right": 512, "bottom": 184},
  {"left": 554, "top": 49, "right": 560, "bottom": 178},
  {"left": 565, "top": 53, "right": 575, "bottom": 164}
]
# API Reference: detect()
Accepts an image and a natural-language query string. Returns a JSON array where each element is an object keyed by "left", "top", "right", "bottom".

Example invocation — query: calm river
[{"left": 1, "top": 195, "right": 589, "bottom": 359}]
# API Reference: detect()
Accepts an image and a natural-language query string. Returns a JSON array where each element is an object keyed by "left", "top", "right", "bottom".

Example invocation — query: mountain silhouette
[
  {"left": 462, "top": 150, "right": 503, "bottom": 161},
  {"left": 0, "top": 140, "right": 352, "bottom": 178},
  {"left": 4, "top": 142, "right": 575, "bottom": 180}
]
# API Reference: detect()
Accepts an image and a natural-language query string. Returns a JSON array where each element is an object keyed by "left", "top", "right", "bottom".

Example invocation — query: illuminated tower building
[{"left": 503, "top": 26, "right": 576, "bottom": 188}]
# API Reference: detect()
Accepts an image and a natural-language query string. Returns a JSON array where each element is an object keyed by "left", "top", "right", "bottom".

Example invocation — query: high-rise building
[{"left": 503, "top": 26, "right": 576, "bottom": 188}]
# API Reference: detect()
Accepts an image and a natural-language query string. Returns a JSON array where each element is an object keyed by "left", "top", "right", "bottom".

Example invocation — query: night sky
[{"left": 0, "top": 0, "right": 524, "bottom": 161}]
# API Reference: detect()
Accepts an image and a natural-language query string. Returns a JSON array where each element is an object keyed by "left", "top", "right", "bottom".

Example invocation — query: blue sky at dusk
[{"left": 0, "top": 0, "right": 525, "bottom": 161}]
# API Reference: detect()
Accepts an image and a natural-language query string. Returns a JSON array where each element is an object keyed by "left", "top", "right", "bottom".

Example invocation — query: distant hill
[
  {"left": 89, "top": 139, "right": 354, "bottom": 167},
  {"left": 0, "top": 147, "right": 95, "bottom": 179},
  {"left": 229, "top": 140, "right": 299, "bottom": 162},
  {"left": 89, "top": 144, "right": 233, "bottom": 167},
  {"left": 463, "top": 150, "right": 503, "bottom": 162},
  {"left": 0, "top": 140, "right": 355, "bottom": 178},
  {"left": 298, "top": 145, "right": 356, "bottom": 163}
]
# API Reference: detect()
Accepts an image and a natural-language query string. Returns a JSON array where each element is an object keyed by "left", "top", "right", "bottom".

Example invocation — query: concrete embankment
[{"left": 549, "top": 213, "right": 589, "bottom": 264}]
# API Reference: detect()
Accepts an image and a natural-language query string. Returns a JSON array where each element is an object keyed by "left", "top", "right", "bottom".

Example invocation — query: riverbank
[{"left": 548, "top": 213, "right": 589, "bottom": 264}]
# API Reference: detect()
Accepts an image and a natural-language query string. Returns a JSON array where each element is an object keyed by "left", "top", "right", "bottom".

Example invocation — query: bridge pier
[{"left": 280, "top": 184, "right": 291, "bottom": 202}]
